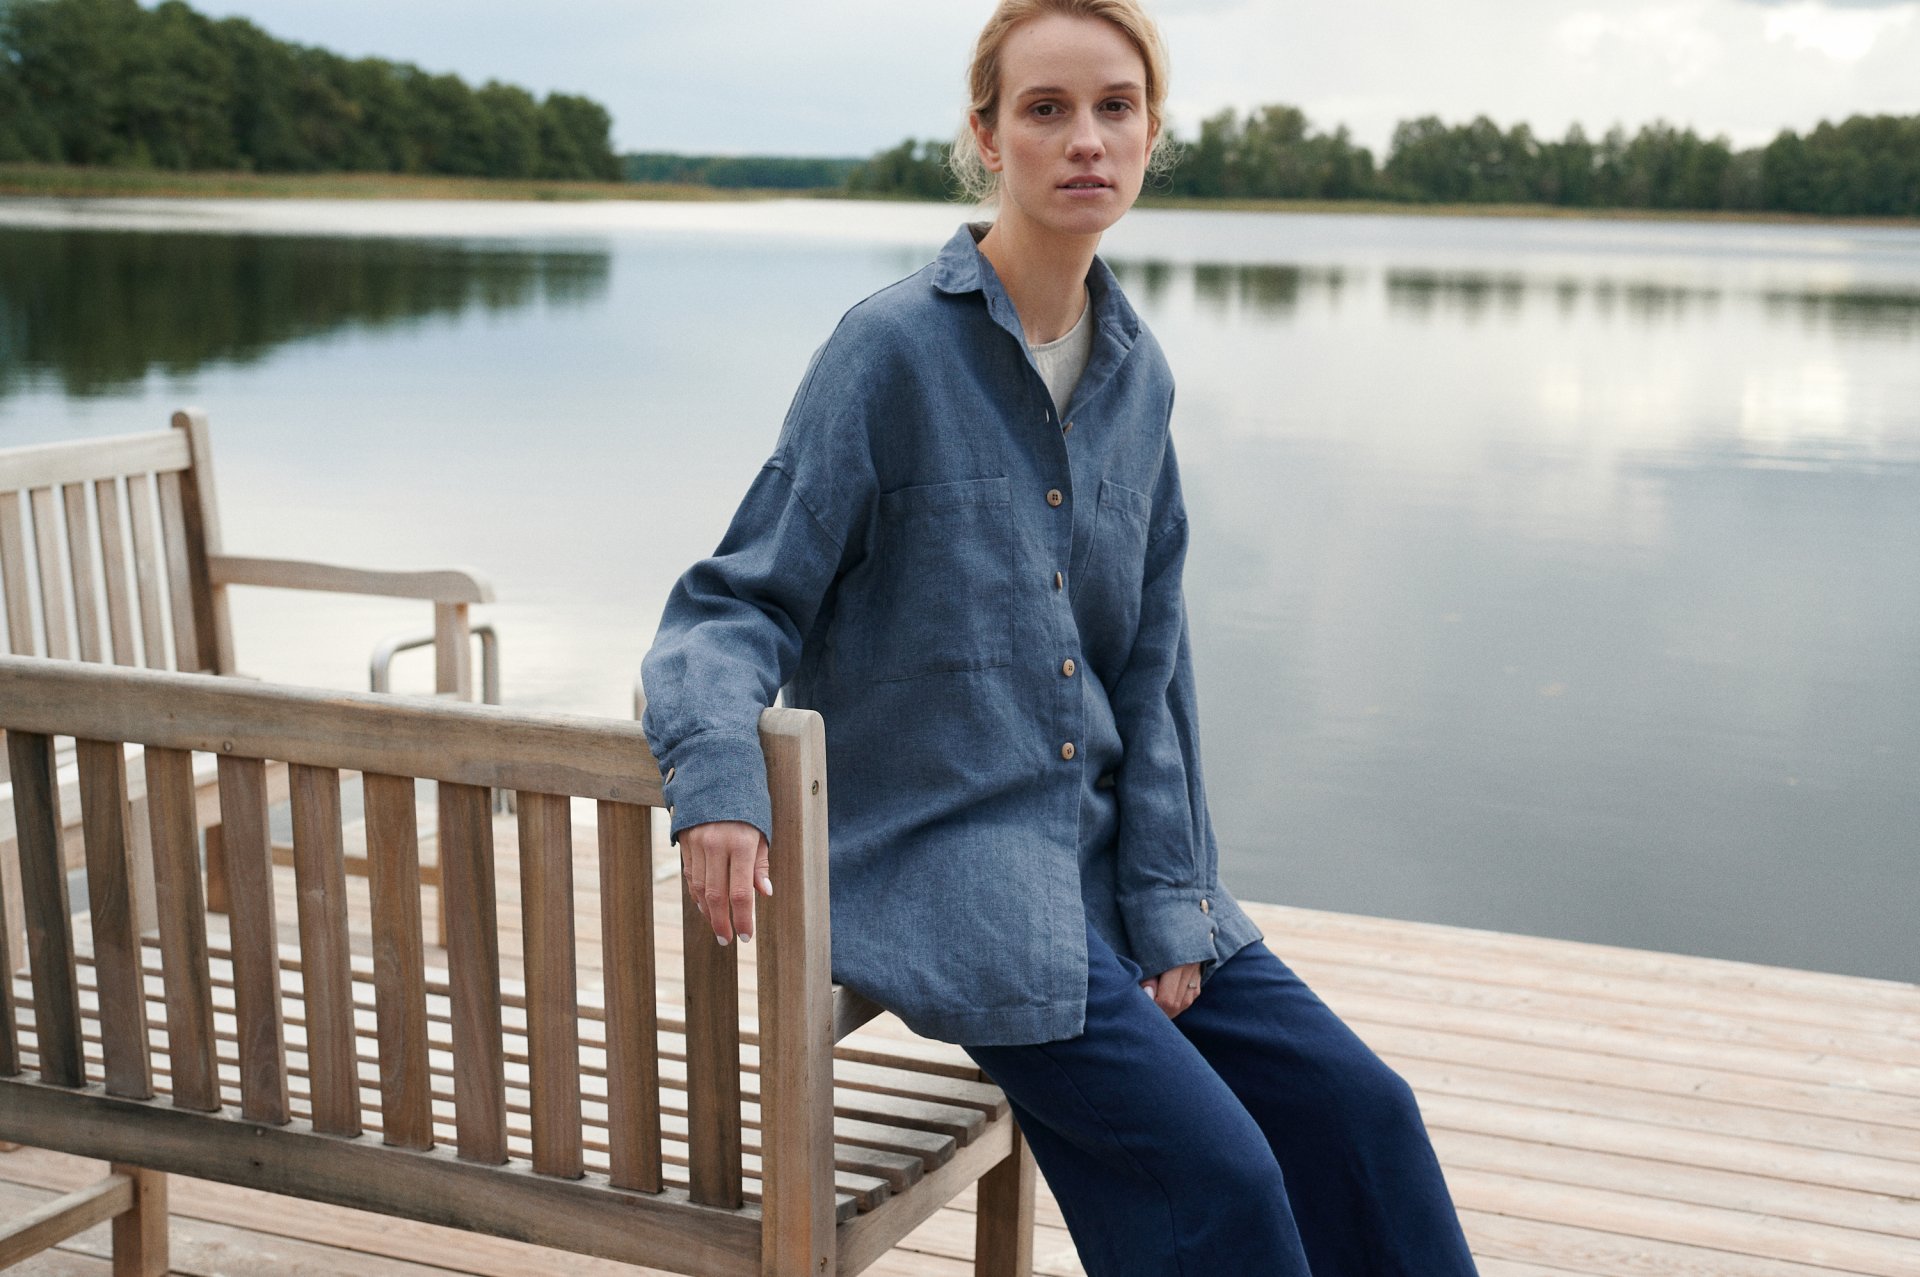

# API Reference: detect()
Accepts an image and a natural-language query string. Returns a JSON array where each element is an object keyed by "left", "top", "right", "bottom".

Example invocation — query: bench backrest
[
  {"left": 0, "top": 412, "right": 232, "bottom": 675},
  {"left": 0, "top": 655, "right": 837, "bottom": 1272}
]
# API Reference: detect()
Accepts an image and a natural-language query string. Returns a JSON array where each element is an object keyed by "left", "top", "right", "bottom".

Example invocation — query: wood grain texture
[
  {"left": 0, "top": 490, "right": 34, "bottom": 656},
  {"left": 142, "top": 745, "right": 218, "bottom": 1112},
  {"left": 121, "top": 474, "right": 169, "bottom": 669},
  {"left": 91, "top": 477, "right": 138, "bottom": 667},
  {"left": 597, "top": 799, "right": 662, "bottom": 1193},
  {"left": 0, "top": 430, "right": 190, "bottom": 492},
  {"left": 440, "top": 780, "right": 506, "bottom": 1164},
  {"left": 289, "top": 763, "right": 358, "bottom": 1137},
  {"left": 107, "top": 1162, "right": 169, "bottom": 1277},
  {"left": 27, "top": 488, "right": 70, "bottom": 661},
  {"left": 0, "top": 1169, "right": 133, "bottom": 1267},
  {"left": 754, "top": 707, "right": 836, "bottom": 1277},
  {"left": 681, "top": 849, "right": 743, "bottom": 1210},
  {"left": 364, "top": 771, "right": 433, "bottom": 1151},
  {"left": 74, "top": 738, "right": 152, "bottom": 1099},
  {"left": 216, "top": 753, "right": 288, "bottom": 1124},
  {"left": 516, "top": 790, "right": 582, "bottom": 1179},
  {"left": 209, "top": 555, "right": 493, "bottom": 604},
  {"left": 5, "top": 730, "right": 82, "bottom": 1087},
  {"left": 59, "top": 484, "right": 102, "bottom": 664},
  {"left": 168, "top": 411, "right": 231, "bottom": 676},
  {"left": 153, "top": 472, "right": 200, "bottom": 673},
  {"left": 0, "top": 656, "right": 663, "bottom": 806}
]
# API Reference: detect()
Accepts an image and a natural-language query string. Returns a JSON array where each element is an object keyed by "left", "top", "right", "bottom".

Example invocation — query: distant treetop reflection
[
  {"left": 1108, "top": 254, "right": 1920, "bottom": 335},
  {"left": 0, "top": 229, "right": 611, "bottom": 399}
]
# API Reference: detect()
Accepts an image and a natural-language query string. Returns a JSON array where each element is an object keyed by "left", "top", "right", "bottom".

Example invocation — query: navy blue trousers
[{"left": 959, "top": 916, "right": 1480, "bottom": 1276}]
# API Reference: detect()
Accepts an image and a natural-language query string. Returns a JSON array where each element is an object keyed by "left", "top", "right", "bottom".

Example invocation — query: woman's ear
[{"left": 968, "top": 110, "right": 1002, "bottom": 172}]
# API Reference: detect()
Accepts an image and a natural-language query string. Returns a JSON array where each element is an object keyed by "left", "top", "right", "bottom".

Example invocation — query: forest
[
  {"left": 846, "top": 107, "right": 1920, "bottom": 217},
  {"left": 4, "top": 0, "right": 1912, "bottom": 216},
  {"left": 0, "top": 0, "right": 620, "bottom": 180}
]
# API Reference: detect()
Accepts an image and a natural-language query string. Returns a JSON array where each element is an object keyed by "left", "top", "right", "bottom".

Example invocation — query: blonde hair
[{"left": 949, "top": 0, "right": 1179, "bottom": 205}]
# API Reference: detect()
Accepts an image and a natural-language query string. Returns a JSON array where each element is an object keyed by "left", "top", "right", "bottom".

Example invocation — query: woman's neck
[{"left": 977, "top": 211, "right": 1098, "bottom": 346}]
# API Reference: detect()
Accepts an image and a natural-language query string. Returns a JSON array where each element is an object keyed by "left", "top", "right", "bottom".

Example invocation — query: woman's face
[{"left": 970, "top": 13, "right": 1157, "bottom": 239}]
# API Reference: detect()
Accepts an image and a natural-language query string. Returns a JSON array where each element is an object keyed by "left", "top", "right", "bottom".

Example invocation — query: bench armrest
[{"left": 207, "top": 554, "right": 493, "bottom": 604}]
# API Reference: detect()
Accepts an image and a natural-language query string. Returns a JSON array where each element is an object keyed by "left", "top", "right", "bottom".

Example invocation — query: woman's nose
[{"left": 1067, "top": 114, "right": 1104, "bottom": 160}]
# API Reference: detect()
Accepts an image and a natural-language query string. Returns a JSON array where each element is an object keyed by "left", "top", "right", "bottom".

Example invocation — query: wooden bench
[
  {"left": 0, "top": 655, "right": 1037, "bottom": 1276},
  {"left": 0, "top": 408, "right": 495, "bottom": 959}
]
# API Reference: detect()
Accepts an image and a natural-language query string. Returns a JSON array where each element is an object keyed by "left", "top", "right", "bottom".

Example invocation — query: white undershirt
[{"left": 1027, "top": 286, "right": 1093, "bottom": 418}]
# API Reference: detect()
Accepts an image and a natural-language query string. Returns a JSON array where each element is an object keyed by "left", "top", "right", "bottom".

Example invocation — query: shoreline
[{"left": 2, "top": 163, "right": 1916, "bottom": 231}]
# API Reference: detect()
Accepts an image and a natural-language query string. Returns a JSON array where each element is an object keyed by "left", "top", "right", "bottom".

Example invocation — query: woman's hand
[
  {"left": 679, "top": 820, "right": 773, "bottom": 946},
  {"left": 1140, "top": 962, "right": 1203, "bottom": 1018}
]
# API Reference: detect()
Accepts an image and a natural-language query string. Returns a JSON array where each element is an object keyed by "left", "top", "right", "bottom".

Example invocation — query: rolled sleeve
[
  {"left": 1107, "top": 431, "right": 1221, "bottom": 979},
  {"left": 640, "top": 336, "right": 876, "bottom": 848}
]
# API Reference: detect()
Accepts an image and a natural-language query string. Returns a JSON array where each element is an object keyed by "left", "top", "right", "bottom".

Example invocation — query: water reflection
[
  {"left": 1107, "top": 255, "right": 1920, "bottom": 335},
  {"left": 0, "top": 230, "right": 611, "bottom": 399}
]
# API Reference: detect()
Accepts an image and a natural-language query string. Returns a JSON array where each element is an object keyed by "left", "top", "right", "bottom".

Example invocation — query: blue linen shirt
[{"left": 639, "top": 219, "right": 1263, "bottom": 1045}]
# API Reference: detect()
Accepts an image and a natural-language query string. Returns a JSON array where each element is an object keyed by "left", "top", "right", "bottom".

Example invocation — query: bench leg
[
  {"left": 973, "top": 1120, "right": 1035, "bottom": 1277},
  {"left": 108, "top": 1163, "right": 168, "bottom": 1277}
]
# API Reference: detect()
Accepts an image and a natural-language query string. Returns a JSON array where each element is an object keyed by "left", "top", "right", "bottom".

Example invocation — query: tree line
[
  {"left": 0, "top": 0, "right": 620, "bottom": 180},
  {"left": 846, "top": 107, "right": 1920, "bottom": 218}
]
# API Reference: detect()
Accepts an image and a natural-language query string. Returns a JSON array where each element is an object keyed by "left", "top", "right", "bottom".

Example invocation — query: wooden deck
[{"left": 1, "top": 801, "right": 1914, "bottom": 1276}]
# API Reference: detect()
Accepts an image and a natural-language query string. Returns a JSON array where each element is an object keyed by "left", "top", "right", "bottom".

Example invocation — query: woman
[{"left": 639, "top": 2, "right": 1482, "bottom": 1271}]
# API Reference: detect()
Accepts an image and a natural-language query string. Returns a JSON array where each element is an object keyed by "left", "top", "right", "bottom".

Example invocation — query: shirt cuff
[
  {"left": 659, "top": 729, "right": 773, "bottom": 849},
  {"left": 1116, "top": 885, "right": 1221, "bottom": 981}
]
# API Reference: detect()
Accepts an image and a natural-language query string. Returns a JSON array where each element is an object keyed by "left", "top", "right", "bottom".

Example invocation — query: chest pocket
[
  {"left": 1076, "top": 478, "right": 1155, "bottom": 666},
  {"left": 845, "top": 475, "right": 1015, "bottom": 682}
]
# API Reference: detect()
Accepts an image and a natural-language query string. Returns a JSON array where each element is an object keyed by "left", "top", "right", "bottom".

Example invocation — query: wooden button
[
  {"left": 664, "top": 766, "right": 675, "bottom": 783},
  {"left": 1054, "top": 571, "right": 1064, "bottom": 589},
  {"left": 1061, "top": 658, "right": 1076, "bottom": 677},
  {"left": 1200, "top": 898, "right": 1210, "bottom": 914},
  {"left": 1063, "top": 420, "right": 1075, "bottom": 433},
  {"left": 1060, "top": 742, "right": 1076, "bottom": 761},
  {"left": 1045, "top": 488, "right": 1063, "bottom": 507}
]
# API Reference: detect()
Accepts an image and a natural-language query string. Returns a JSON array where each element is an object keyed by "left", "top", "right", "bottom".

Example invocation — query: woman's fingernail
[
  {"left": 760, "top": 874, "right": 773, "bottom": 896},
  {"left": 716, "top": 934, "right": 729, "bottom": 947}
]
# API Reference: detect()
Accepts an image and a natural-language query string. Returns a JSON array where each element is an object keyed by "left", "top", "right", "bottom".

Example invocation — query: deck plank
[{"left": 0, "top": 802, "right": 1913, "bottom": 1276}]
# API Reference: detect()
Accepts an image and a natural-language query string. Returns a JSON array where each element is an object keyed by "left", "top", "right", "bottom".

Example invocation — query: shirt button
[
  {"left": 1045, "top": 488, "right": 1063, "bottom": 507},
  {"left": 1200, "top": 898, "right": 1210, "bottom": 914},
  {"left": 1061, "top": 658, "right": 1076, "bottom": 677},
  {"left": 1054, "top": 570, "right": 1064, "bottom": 589},
  {"left": 1060, "top": 742, "right": 1076, "bottom": 761},
  {"left": 665, "top": 765, "right": 676, "bottom": 783},
  {"left": 1063, "top": 420, "right": 1075, "bottom": 433}
]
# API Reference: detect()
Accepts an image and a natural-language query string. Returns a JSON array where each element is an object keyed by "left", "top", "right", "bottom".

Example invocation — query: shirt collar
[
  {"left": 931, "top": 220, "right": 1142, "bottom": 418},
  {"left": 932, "top": 219, "right": 1141, "bottom": 347}
]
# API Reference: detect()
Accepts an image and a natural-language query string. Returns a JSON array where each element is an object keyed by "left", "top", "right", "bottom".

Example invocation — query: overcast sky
[{"left": 185, "top": 0, "right": 1919, "bottom": 157}]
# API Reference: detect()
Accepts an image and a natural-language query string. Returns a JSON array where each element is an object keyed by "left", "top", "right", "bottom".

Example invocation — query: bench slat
[
  {"left": 143, "top": 745, "right": 217, "bottom": 1111},
  {"left": 441, "top": 780, "right": 507, "bottom": 1163},
  {"left": 518, "top": 790, "right": 583, "bottom": 1179},
  {"left": 0, "top": 491, "right": 32, "bottom": 656},
  {"left": 365, "top": 771, "right": 433, "bottom": 1150},
  {"left": 91, "top": 477, "right": 138, "bottom": 667},
  {"left": 123, "top": 475, "right": 169, "bottom": 670},
  {"left": 681, "top": 857, "right": 743, "bottom": 1209},
  {"left": 0, "top": 431, "right": 191, "bottom": 493},
  {"left": 154, "top": 472, "right": 202, "bottom": 674},
  {"left": 290, "top": 763, "right": 358, "bottom": 1137},
  {"left": 75, "top": 738, "right": 151, "bottom": 1099},
  {"left": 597, "top": 799, "right": 662, "bottom": 1192},
  {"left": 60, "top": 485, "right": 104, "bottom": 665},
  {"left": 27, "top": 489, "right": 70, "bottom": 662},
  {"left": 6, "top": 731, "right": 80, "bottom": 1086},
  {"left": 216, "top": 753, "right": 288, "bottom": 1124}
]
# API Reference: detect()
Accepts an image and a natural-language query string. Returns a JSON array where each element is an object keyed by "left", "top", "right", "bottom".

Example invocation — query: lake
[{"left": 2, "top": 196, "right": 1915, "bottom": 983}]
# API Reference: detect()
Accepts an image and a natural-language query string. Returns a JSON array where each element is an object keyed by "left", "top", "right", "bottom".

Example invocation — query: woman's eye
[
  {"left": 1104, "top": 100, "right": 1133, "bottom": 114},
  {"left": 1033, "top": 103, "right": 1059, "bottom": 118}
]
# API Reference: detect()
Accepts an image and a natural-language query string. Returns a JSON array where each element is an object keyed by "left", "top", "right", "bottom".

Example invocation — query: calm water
[{"left": 2, "top": 197, "right": 1916, "bottom": 983}]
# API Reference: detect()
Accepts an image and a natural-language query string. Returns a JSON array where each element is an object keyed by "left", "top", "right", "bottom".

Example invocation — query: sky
[{"left": 183, "top": 0, "right": 1920, "bottom": 158}]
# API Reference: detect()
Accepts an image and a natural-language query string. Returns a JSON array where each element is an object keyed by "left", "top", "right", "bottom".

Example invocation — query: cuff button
[
  {"left": 664, "top": 765, "right": 676, "bottom": 783},
  {"left": 1200, "top": 898, "right": 1210, "bottom": 914}
]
